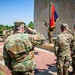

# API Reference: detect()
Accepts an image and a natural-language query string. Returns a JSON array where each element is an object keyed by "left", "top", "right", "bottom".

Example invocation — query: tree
[
  {"left": 5, "top": 25, "right": 13, "bottom": 29},
  {"left": 28, "top": 21, "right": 34, "bottom": 29}
]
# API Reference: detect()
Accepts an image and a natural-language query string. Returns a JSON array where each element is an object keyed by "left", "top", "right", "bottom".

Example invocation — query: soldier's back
[
  {"left": 4, "top": 33, "right": 35, "bottom": 72},
  {"left": 57, "top": 31, "right": 73, "bottom": 56}
]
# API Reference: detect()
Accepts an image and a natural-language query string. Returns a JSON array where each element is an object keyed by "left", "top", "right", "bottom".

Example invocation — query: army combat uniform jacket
[
  {"left": 54, "top": 31, "right": 73, "bottom": 57},
  {"left": 3, "top": 33, "right": 46, "bottom": 72}
]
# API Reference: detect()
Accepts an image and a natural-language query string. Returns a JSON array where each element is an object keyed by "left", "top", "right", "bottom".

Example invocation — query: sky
[{"left": 0, "top": 0, "right": 34, "bottom": 26}]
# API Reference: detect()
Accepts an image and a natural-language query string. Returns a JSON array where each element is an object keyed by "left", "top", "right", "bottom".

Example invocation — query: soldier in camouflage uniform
[
  {"left": 0, "top": 64, "right": 6, "bottom": 75},
  {"left": 2, "top": 28, "right": 8, "bottom": 41},
  {"left": 1, "top": 28, "right": 12, "bottom": 41},
  {"left": 71, "top": 24, "right": 75, "bottom": 75},
  {"left": 9, "top": 28, "right": 14, "bottom": 36},
  {"left": 0, "top": 43, "right": 6, "bottom": 75},
  {"left": 44, "top": 20, "right": 53, "bottom": 43},
  {"left": 3, "top": 21, "right": 46, "bottom": 75},
  {"left": 54, "top": 23, "right": 73, "bottom": 75}
]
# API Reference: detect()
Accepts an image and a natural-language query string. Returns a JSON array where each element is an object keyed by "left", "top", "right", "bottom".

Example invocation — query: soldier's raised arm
[
  {"left": 28, "top": 32, "right": 46, "bottom": 46},
  {"left": 24, "top": 25, "right": 37, "bottom": 34}
]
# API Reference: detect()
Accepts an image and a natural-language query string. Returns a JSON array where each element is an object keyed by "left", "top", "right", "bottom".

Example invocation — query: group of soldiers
[
  {"left": 1, "top": 23, "right": 36, "bottom": 41},
  {"left": 44, "top": 19, "right": 75, "bottom": 75},
  {"left": 0, "top": 21, "right": 75, "bottom": 75}
]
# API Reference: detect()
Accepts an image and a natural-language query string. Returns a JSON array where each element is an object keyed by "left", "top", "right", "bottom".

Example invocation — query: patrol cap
[
  {"left": 60, "top": 23, "right": 68, "bottom": 29},
  {"left": 14, "top": 21, "right": 25, "bottom": 28}
]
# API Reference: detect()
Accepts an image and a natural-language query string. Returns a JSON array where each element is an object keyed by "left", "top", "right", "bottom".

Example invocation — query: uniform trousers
[{"left": 56, "top": 56, "right": 70, "bottom": 75}]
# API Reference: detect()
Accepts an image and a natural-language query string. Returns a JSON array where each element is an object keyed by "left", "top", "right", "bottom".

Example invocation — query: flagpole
[
  {"left": 49, "top": 2, "right": 52, "bottom": 31},
  {"left": 49, "top": 0, "right": 52, "bottom": 28},
  {"left": 49, "top": 3, "right": 51, "bottom": 28},
  {"left": 48, "top": 3, "right": 52, "bottom": 43}
]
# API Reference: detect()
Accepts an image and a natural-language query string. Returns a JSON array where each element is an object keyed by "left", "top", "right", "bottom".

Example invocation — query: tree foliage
[{"left": 27, "top": 21, "right": 34, "bottom": 29}]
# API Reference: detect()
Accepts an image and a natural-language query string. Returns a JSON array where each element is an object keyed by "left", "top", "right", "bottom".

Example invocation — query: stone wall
[{"left": 34, "top": 0, "right": 75, "bottom": 38}]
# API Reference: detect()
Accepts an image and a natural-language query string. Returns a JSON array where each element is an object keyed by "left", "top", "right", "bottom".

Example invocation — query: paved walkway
[
  {"left": 0, "top": 39, "right": 73, "bottom": 75},
  {"left": 34, "top": 47, "right": 57, "bottom": 75},
  {"left": 34, "top": 47, "right": 72, "bottom": 75}
]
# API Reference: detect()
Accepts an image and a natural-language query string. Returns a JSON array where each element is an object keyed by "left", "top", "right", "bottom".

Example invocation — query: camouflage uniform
[
  {"left": 48, "top": 28, "right": 54, "bottom": 43},
  {"left": 2, "top": 28, "right": 8, "bottom": 40},
  {"left": 9, "top": 28, "right": 14, "bottom": 36},
  {"left": 3, "top": 21, "right": 46, "bottom": 75},
  {"left": 0, "top": 63, "right": 6, "bottom": 75},
  {"left": 0, "top": 47, "right": 6, "bottom": 75},
  {"left": 54, "top": 24, "right": 73, "bottom": 75},
  {"left": 44, "top": 21, "right": 53, "bottom": 43},
  {"left": 71, "top": 31, "right": 75, "bottom": 74},
  {"left": 2, "top": 28, "right": 13, "bottom": 41}
]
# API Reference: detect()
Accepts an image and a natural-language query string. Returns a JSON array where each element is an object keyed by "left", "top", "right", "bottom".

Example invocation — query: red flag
[{"left": 49, "top": 3, "right": 59, "bottom": 29}]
